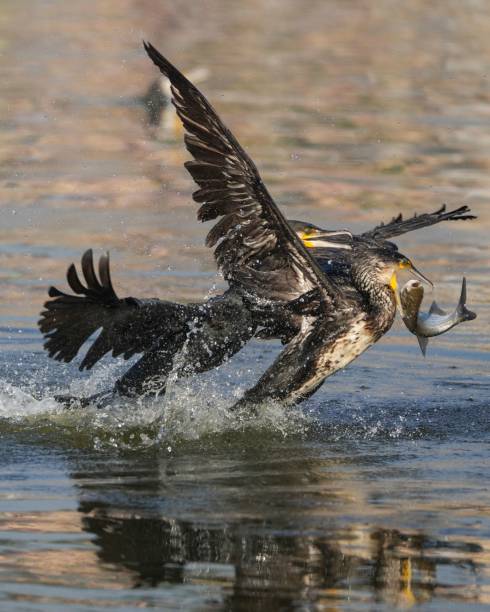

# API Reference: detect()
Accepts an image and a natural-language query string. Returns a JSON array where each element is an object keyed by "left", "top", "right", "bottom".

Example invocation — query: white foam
[
  {"left": 0, "top": 364, "right": 313, "bottom": 452},
  {"left": 0, "top": 381, "right": 61, "bottom": 419}
]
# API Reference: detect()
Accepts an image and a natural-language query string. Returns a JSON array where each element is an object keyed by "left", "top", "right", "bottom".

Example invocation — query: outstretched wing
[
  {"left": 39, "top": 250, "right": 193, "bottom": 370},
  {"left": 144, "top": 42, "right": 345, "bottom": 308},
  {"left": 363, "top": 205, "right": 476, "bottom": 241}
]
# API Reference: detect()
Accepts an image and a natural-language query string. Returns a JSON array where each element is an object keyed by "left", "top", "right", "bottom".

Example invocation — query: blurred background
[
  {"left": 0, "top": 1, "right": 489, "bottom": 610},
  {"left": 1, "top": 0, "right": 489, "bottom": 333}
]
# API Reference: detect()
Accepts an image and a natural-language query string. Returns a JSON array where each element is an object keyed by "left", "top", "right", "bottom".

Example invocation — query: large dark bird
[{"left": 38, "top": 43, "right": 476, "bottom": 409}]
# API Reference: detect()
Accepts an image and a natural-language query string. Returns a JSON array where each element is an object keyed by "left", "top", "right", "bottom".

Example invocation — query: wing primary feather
[
  {"left": 66, "top": 263, "right": 86, "bottom": 295},
  {"left": 98, "top": 252, "right": 116, "bottom": 298},
  {"left": 143, "top": 41, "right": 345, "bottom": 310},
  {"left": 39, "top": 248, "right": 196, "bottom": 370},
  {"left": 364, "top": 205, "right": 476, "bottom": 240},
  {"left": 81, "top": 249, "right": 103, "bottom": 291}
]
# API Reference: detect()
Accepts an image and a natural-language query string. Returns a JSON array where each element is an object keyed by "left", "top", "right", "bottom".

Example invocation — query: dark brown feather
[
  {"left": 144, "top": 41, "right": 345, "bottom": 311},
  {"left": 39, "top": 250, "right": 194, "bottom": 369},
  {"left": 364, "top": 205, "right": 476, "bottom": 241}
]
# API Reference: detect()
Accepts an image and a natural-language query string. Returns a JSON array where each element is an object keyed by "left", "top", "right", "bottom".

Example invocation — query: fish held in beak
[{"left": 399, "top": 276, "right": 477, "bottom": 357}]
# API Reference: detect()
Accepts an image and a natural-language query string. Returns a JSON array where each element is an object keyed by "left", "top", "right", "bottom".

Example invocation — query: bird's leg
[
  {"left": 54, "top": 338, "right": 185, "bottom": 409},
  {"left": 114, "top": 333, "right": 187, "bottom": 398},
  {"left": 54, "top": 390, "right": 114, "bottom": 409},
  {"left": 230, "top": 317, "right": 334, "bottom": 412}
]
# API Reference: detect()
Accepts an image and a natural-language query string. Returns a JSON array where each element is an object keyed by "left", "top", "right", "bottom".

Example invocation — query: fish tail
[
  {"left": 457, "top": 277, "right": 477, "bottom": 322},
  {"left": 416, "top": 335, "right": 429, "bottom": 356}
]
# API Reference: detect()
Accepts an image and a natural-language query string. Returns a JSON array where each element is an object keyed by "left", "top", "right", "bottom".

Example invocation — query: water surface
[{"left": 0, "top": 0, "right": 489, "bottom": 609}]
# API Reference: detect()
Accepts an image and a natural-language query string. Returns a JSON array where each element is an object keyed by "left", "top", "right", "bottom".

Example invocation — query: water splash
[
  {"left": 0, "top": 381, "right": 60, "bottom": 419},
  {"left": 1, "top": 342, "right": 485, "bottom": 452},
  {"left": 0, "top": 358, "right": 313, "bottom": 452}
]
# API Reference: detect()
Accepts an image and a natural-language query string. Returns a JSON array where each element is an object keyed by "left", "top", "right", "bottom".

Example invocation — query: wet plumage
[{"left": 39, "top": 43, "right": 477, "bottom": 409}]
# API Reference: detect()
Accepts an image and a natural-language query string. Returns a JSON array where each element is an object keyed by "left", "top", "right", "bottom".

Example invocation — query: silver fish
[{"left": 400, "top": 277, "right": 477, "bottom": 356}]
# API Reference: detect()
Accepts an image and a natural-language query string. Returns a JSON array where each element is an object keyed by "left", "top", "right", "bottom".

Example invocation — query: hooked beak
[
  {"left": 409, "top": 262, "right": 433, "bottom": 288},
  {"left": 399, "top": 258, "right": 433, "bottom": 287},
  {"left": 301, "top": 229, "right": 353, "bottom": 250},
  {"left": 315, "top": 229, "right": 352, "bottom": 240}
]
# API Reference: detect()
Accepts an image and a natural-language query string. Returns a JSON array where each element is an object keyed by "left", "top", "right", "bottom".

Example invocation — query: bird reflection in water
[{"left": 69, "top": 450, "right": 482, "bottom": 610}]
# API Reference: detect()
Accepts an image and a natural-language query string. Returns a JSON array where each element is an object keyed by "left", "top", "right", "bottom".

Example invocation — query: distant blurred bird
[{"left": 141, "top": 67, "right": 209, "bottom": 135}]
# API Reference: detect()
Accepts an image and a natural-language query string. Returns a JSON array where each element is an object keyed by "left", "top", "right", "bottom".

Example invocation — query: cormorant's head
[
  {"left": 289, "top": 220, "right": 353, "bottom": 250},
  {"left": 360, "top": 247, "right": 432, "bottom": 294},
  {"left": 289, "top": 218, "right": 431, "bottom": 292},
  {"left": 392, "top": 251, "right": 432, "bottom": 291}
]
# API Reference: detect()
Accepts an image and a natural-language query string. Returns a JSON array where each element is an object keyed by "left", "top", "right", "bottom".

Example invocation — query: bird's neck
[
  {"left": 368, "top": 285, "right": 397, "bottom": 336},
  {"left": 352, "top": 267, "right": 397, "bottom": 337}
]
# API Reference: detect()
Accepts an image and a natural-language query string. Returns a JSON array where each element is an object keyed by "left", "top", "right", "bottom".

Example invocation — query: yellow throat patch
[
  {"left": 390, "top": 271, "right": 398, "bottom": 291},
  {"left": 390, "top": 271, "right": 403, "bottom": 311}
]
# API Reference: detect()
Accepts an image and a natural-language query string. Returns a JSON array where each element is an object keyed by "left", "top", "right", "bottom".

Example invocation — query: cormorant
[
  {"left": 38, "top": 43, "right": 476, "bottom": 409},
  {"left": 39, "top": 205, "right": 472, "bottom": 406}
]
